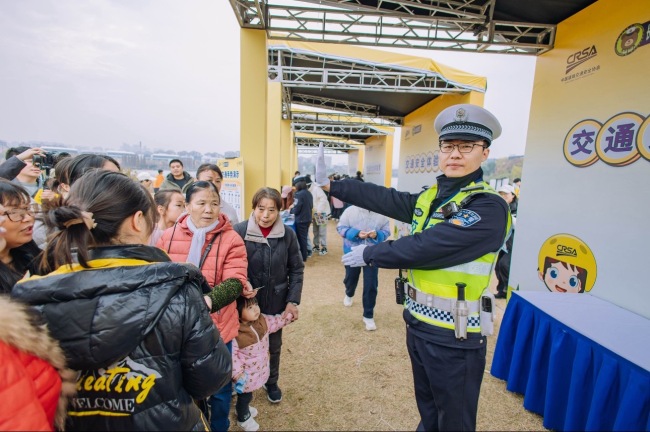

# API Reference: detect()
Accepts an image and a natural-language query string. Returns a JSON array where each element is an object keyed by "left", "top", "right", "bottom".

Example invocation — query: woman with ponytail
[{"left": 12, "top": 169, "right": 234, "bottom": 431}]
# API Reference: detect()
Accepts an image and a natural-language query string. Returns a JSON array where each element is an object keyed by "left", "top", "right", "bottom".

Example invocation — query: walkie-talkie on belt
[{"left": 395, "top": 269, "right": 407, "bottom": 305}]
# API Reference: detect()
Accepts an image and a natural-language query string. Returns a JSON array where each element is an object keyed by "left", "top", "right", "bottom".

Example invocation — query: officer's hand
[
  {"left": 315, "top": 143, "right": 330, "bottom": 190},
  {"left": 342, "top": 244, "right": 368, "bottom": 267}
]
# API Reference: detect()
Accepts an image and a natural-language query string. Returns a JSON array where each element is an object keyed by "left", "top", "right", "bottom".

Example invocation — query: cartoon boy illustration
[{"left": 538, "top": 234, "right": 597, "bottom": 293}]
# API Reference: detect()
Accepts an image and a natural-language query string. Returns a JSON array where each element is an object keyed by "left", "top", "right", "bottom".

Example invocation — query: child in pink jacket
[{"left": 232, "top": 296, "right": 293, "bottom": 431}]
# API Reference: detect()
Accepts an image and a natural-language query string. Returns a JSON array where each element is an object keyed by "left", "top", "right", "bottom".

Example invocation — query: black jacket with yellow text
[{"left": 12, "top": 245, "right": 231, "bottom": 431}]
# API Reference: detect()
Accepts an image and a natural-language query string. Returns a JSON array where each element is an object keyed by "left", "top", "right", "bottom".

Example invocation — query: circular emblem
[
  {"left": 595, "top": 112, "right": 643, "bottom": 166},
  {"left": 615, "top": 24, "right": 643, "bottom": 56},
  {"left": 454, "top": 108, "right": 468, "bottom": 123},
  {"left": 637, "top": 115, "right": 650, "bottom": 162},
  {"left": 563, "top": 119, "right": 601, "bottom": 167}
]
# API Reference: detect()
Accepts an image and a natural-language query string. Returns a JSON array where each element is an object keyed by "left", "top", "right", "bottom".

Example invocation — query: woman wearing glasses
[
  {"left": 157, "top": 180, "right": 252, "bottom": 432},
  {"left": 0, "top": 180, "right": 41, "bottom": 293}
]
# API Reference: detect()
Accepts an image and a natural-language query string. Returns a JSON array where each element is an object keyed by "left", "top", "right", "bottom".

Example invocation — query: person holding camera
[
  {"left": 2, "top": 147, "right": 54, "bottom": 204},
  {"left": 1, "top": 147, "right": 43, "bottom": 181},
  {"left": 315, "top": 104, "right": 512, "bottom": 431}
]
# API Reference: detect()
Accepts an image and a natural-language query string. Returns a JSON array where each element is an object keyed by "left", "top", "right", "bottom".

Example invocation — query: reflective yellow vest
[{"left": 406, "top": 181, "right": 511, "bottom": 333}]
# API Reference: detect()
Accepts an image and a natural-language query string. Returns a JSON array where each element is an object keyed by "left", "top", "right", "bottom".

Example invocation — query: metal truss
[
  {"left": 295, "top": 136, "right": 363, "bottom": 152},
  {"left": 269, "top": 45, "right": 483, "bottom": 93},
  {"left": 229, "top": 0, "right": 556, "bottom": 55},
  {"left": 292, "top": 92, "right": 378, "bottom": 115},
  {"left": 291, "top": 111, "right": 398, "bottom": 127},
  {"left": 292, "top": 121, "right": 388, "bottom": 137}
]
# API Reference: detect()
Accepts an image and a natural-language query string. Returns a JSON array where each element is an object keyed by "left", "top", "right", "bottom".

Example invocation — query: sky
[{"left": 0, "top": 0, "right": 536, "bottom": 160}]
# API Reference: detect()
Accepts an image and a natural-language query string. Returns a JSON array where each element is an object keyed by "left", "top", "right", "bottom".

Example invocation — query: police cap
[
  {"left": 434, "top": 104, "right": 502, "bottom": 146},
  {"left": 292, "top": 175, "right": 306, "bottom": 186}
]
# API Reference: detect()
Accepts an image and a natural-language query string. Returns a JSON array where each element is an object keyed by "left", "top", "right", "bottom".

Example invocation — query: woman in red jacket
[{"left": 157, "top": 180, "right": 251, "bottom": 432}]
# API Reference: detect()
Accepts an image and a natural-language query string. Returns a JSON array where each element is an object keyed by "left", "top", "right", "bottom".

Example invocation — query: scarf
[{"left": 186, "top": 216, "right": 220, "bottom": 267}]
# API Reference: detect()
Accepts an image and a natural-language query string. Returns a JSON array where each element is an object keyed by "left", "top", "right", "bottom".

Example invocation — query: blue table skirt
[{"left": 492, "top": 292, "right": 650, "bottom": 431}]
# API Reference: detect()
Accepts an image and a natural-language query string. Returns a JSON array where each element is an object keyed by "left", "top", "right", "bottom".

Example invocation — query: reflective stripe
[
  {"left": 406, "top": 181, "right": 512, "bottom": 332},
  {"left": 442, "top": 260, "right": 494, "bottom": 277},
  {"left": 406, "top": 297, "right": 481, "bottom": 332}
]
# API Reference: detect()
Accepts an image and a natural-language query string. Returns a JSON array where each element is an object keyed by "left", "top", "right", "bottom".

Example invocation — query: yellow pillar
[
  {"left": 383, "top": 134, "right": 394, "bottom": 188},
  {"left": 266, "top": 81, "right": 283, "bottom": 191},
  {"left": 280, "top": 116, "right": 293, "bottom": 188},
  {"left": 240, "top": 28, "right": 268, "bottom": 214},
  {"left": 357, "top": 146, "right": 365, "bottom": 174}
]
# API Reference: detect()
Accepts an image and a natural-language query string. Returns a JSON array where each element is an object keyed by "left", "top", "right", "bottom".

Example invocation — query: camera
[
  {"left": 32, "top": 152, "right": 57, "bottom": 170},
  {"left": 441, "top": 202, "right": 460, "bottom": 219}
]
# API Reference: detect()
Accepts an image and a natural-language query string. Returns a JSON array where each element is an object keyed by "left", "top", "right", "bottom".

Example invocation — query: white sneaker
[
  {"left": 363, "top": 317, "right": 377, "bottom": 331},
  {"left": 238, "top": 415, "right": 259, "bottom": 431},
  {"left": 249, "top": 406, "right": 258, "bottom": 418},
  {"left": 343, "top": 295, "right": 353, "bottom": 307}
]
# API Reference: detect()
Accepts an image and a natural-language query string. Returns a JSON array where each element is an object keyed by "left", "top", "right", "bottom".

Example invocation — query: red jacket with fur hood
[
  {"left": 0, "top": 296, "right": 76, "bottom": 431},
  {"left": 157, "top": 213, "right": 248, "bottom": 343}
]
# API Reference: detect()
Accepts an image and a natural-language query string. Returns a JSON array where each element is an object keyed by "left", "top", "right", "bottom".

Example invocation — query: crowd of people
[
  {"left": 0, "top": 103, "right": 523, "bottom": 431},
  {"left": 0, "top": 150, "right": 305, "bottom": 431}
]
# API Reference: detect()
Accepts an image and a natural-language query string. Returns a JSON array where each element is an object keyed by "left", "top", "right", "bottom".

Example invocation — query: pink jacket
[
  {"left": 157, "top": 213, "right": 248, "bottom": 343},
  {"left": 232, "top": 314, "right": 292, "bottom": 393}
]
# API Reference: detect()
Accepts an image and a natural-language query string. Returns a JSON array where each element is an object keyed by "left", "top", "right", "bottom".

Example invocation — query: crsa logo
[
  {"left": 566, "top": 45, "right": 597, "bottom": 74},
  {"left": 556, "top": 244, "right": 578, "bottom": 257}
]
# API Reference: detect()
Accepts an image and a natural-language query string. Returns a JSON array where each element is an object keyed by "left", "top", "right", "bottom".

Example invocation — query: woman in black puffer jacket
[
  {"left": 12, "top": 170, "right": 236, "bottom": 431},
  {"left": 233, "top": 187, "right": 304, "bottom": 404}
]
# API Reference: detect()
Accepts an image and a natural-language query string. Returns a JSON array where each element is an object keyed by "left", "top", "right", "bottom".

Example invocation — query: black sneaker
[
  {"left": 264, "top": 383, "right": 282, "bottom": 403},
  {"left": 313, "top": 245, "right": 320, "bottom": 252},
  {"left": 319, "top": 247, "right": 328, "bottom": 256}
]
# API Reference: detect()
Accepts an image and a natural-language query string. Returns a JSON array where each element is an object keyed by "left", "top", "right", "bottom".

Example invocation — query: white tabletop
[{"left": 513, "top": 291, "right": 650, "bottom": 372}]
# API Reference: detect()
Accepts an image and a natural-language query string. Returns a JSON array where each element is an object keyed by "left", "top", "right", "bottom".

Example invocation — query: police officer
[{"left": 315, "top": 104, "right": 511, "bottom": 431}]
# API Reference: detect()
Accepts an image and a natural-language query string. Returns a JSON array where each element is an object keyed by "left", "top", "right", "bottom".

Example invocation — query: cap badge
[{"left": 454, "top": 108, "right": 468, "bottom": 123}]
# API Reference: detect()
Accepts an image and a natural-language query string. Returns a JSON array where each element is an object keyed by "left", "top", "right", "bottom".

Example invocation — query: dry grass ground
[{"left": 229, "top": 221, "right": 547, "bottom": 431}]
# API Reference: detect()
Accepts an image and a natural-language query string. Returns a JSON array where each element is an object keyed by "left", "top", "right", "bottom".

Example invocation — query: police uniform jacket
[
  {"left": 290, "top": 188, "right": 313, "bottom": 224},
  {"left": 329, "top": 167, "right": 509, "bottom": 348},
  {"left": 12, "top": 245, "right": 232, "bottom": 431}
]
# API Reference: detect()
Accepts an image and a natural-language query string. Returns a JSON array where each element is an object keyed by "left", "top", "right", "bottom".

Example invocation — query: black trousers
[
  {"left": 495, "top": 250, "right": 511, "bottom": 294},
  {"left": 235, "top": 392, "right": 253, "bottom": 422},
  {"left": 267, "top": 329, "right": 283, "bottom": 385},
  {"left": 294, "top": 222, "right": 311, "bottom": 261},
  {"left": 407, "top": 328, "right": 486, "bottom": 431}
]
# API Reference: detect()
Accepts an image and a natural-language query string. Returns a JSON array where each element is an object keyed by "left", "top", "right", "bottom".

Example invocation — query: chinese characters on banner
[
  {"left": 216, "top": 157, "right": 244, "bottom": 222},
  {"left": 563, "top": 112, "right": 650, "bottom": 167}
]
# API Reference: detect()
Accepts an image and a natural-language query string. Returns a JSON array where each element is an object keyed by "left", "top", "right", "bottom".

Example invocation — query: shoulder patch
[
  {"left": 448, "top": 209, "right": 481, "bottom": 227},
  {"left": 414, "top": 208, "right": 423, "bottom": 217}
]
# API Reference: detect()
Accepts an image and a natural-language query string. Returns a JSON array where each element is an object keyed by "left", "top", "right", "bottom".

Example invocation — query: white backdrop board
[{"left": 509, "top": 0, "right": 650, "bottom": 318}]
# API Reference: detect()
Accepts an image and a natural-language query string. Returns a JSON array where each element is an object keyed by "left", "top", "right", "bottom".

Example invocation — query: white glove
[
  {"left": 315, "top": 143, "right": 330, "bottom": 187},
  {"left": 342, "top": 245, "right": 368, "bottom": 267}
]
